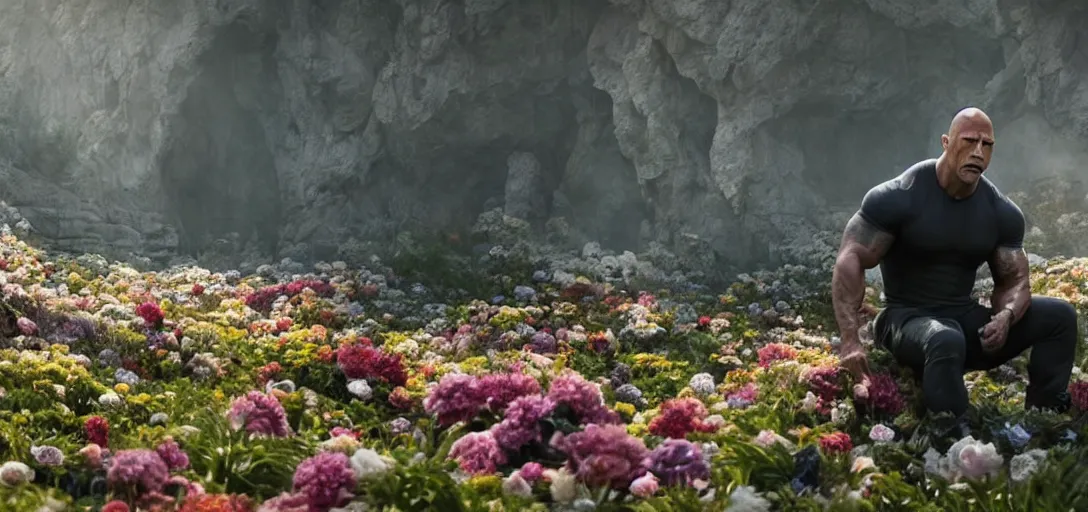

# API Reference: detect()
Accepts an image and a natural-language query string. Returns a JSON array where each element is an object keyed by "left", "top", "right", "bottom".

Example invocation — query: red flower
[
  {"left": 101, "top": 501, "right": 130, "bottom": 512},
  {"left": 275, "top": 317, "right": 293, "bottom": 332},
  {"left": 136, "top": 301, "right": 164, "bottom": 328},
  {"left": 85, "top": 416, "right": 109, "bottom": 447},
  {"left": 178, "top": 493, "right": 254, "bottom": 512},
  {"left": 336, "top": 344, "right": 407, "bottom": 386},
  {"left": 190, "top": 283, "right": 205, "bottom": 296},
  {"left": 1070, "top": 380, "right": 1088, "bottom": 411},
  {"left": 389, "top": 387, "right": 413, "bottom": 409},
  {"left": 819, "top": 432, "right": 853, "bottom": 455},
  {"left": 858, "top": 373, "right": 906, "bottom": 416},
  {"left": 697, "top": 316, "right": 712, "bottom": 328},
  {"left": 648, "top": 398, "right": 716, "bottom": 439},
  {"left": 257, "top": 362, "right": 283, "bottom": 385}
]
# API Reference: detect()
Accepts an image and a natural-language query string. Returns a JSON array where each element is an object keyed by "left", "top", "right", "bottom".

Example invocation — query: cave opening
[{"left": 159, "top": 21, "right": 283, "bottom": 258}]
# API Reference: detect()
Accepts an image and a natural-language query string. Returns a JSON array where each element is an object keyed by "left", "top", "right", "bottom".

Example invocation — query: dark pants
[{"left": 874, "top": 295, "right": 1078, "bottom": 417}]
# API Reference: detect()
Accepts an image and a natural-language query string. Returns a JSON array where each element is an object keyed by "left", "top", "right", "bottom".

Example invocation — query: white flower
[
  {"left": 502, "top": 472, "right": 533, "bottom": 498},
  {"left": 350, "top": 447, "right": 391, "bottom": 479},
  {"left": 924, "top": 436, "right": 1005, "bottom": 482},
  {"left": 98, "top": 392, "right": 122, "bottom": 407},
  {"left": 688, "top": 373, "right": 716, "bottom": 396},
  {"left": 869, "top": 424, "right": 895, "bottom": 443},
  {"left": 1009, "top": 449, "right": 1048, "bottom": 483},
  {"left": 800, "top": 391, "right": 819, "bottom": 412},
  {"left": 546, "top": 467, "right": 577, "bottom": 503},
  {"left": 347, "top": 380, "right": 372, "bottom": 400},
  {"left": 0, "top": 461, "right": 34, "bottom": 486},
  {"left": 724, "top": 485, "right": 771, "bottom": 512}
]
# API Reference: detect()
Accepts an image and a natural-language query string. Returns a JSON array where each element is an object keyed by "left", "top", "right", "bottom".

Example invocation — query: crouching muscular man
[{"left": 831, "top": 107, "right": 1077, "bottom": 432}]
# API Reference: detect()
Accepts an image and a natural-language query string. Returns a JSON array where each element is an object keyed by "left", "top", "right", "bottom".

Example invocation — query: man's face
[{"left": 942, "top": 121, "right": 994, "bottom": 185}]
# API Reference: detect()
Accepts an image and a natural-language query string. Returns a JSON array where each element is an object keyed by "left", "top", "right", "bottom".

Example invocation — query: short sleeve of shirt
[
  {"left": 857, "top": 181, "right": 911, "bottom": 234},
  {"left": 995, "top": 195, "right": 1026, "bottom": 249}
]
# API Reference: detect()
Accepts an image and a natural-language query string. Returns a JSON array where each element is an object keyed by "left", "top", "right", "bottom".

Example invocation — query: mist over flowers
[{"left": 0, "top": 226, "right": 1088, "bottom": 511}]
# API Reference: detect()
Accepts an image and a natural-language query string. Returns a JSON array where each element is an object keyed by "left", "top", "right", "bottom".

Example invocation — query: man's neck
[{"left": 935, "top": 155, "right": 978, "bottom": 199}]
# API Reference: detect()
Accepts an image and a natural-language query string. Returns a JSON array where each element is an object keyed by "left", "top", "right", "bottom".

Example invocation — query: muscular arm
[
  {"left": 988, "top": 246, "right": 1030, "bottom": 324},
  {"left": 832, "top": 213, "right": 895, "bottom": 346},
  {"left": 989, "top": 196, "right": 1030, "bottom": 324}
]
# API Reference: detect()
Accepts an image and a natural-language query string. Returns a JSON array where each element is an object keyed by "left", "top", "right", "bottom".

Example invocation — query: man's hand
[
  {"left": 980, "top": 309, "right": 1012, "bottom": 353},
  {"left": 838, "top": 341, "right": 872, "bottom": 398}
]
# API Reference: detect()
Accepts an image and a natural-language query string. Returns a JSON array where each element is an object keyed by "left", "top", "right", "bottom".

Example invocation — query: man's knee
[
  {"left": 920, "top": 323, "right": 967, "bottom": 365},
  {"left": 1031, "top": 295, "right": 1078, "bottom": 330}
]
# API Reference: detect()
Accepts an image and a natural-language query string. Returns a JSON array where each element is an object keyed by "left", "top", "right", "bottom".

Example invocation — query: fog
[{"left": 1, "top": 0, "right": 1087, "bottom": 277}]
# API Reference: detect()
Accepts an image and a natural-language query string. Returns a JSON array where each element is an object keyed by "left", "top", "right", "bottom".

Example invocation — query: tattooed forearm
[
  {"left": 989, "top": 246, "right": 1030, "bottom": 324},
  {"left": 832, "top": 214, "right": 895, "bottom": 345}
]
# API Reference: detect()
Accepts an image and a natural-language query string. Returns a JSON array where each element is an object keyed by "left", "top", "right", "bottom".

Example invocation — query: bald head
[
  {"left": 948, "top": 107, "right": 994, "bottom": 140},
  {"left": 939, "top": 107, "right": 995, "bottom": 190}
]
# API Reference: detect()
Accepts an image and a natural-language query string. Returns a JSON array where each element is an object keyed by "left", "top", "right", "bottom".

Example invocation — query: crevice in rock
[{"left": 159, "top": 21, "right": 283, "bottom": 259}]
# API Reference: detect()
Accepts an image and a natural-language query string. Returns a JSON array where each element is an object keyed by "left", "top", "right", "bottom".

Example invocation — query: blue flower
[{"left": 1002, "top": 422, "right": 1031, "bottom": 449}]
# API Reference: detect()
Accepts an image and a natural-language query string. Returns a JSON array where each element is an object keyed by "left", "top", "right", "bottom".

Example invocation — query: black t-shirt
[{"left": 859, "top": 158, "right": 1025, "bottom": 308}]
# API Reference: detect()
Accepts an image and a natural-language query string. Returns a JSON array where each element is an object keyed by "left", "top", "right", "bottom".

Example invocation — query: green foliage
[{"left": 182, "top": 409, "right": 311, "bottom": 501}]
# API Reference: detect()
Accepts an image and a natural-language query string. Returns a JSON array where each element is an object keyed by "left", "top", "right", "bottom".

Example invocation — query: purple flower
[
  {"left": 449, "top": 431, "right": 508, "bottom": 475},
  {"left": 155, "top": 438, "right": 189, "bottom": 470},
  {"left": 519, "top": 462, "right": 544, "bottom": 482},
  {"left": 227, "top": 391, "right": 291, "bottom": 437},
  {"left": 107, "top": 449, "right": 169, "bottom": 494},
  {"left": 423, "top": 372, "right": 541, "bottom": 427},
  {"left": 644, "top": 439, "right": 710, "bottom": 487},
  {"left": 491, "top": 395, "right": 556, "bottom": 451},
  {"left": 292, "top": 452, "right": 356, "bottom": 511},
  {"left": 389, "top": 417, "right": 412, "bottom": 434},
  {"left": 257, "top": 492, "right": 310, "bottom": 512},
  {"left": 547, "top": 372, "right": 621, "bottom": 425},
  {"left": 551, "top": 424, "right": 649, "bottom": 489},
  {"left": 31, "top": 445, "right": 64, "bottom": 466}
]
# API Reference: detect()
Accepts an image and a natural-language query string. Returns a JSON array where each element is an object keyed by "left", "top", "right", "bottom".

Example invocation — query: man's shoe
[{"left": 1026, "top": 390, "right": 1072, "bottom": 415}]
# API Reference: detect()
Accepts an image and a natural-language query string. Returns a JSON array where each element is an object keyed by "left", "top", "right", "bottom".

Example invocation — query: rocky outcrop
[{"left": 1, "top": 0, "right": 1087, "bottom": 272}]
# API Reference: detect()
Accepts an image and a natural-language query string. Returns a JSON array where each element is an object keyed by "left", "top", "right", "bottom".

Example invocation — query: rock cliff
[{"left": 1, "top": 0, "right": 1086, "bottom": 272}]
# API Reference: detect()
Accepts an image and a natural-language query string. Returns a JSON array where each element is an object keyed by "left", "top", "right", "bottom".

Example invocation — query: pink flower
[
  {"left": 753, "top": 430, "right": 779, "bottom": 448},
  {"left": 155, "top": 438, "right": 189, "bottom": 470},
  {"left": 449, "top": 431, "right": 507, "bottom": 475},
  {"left": 819, "top": 432, "right": 853, "bottom": 455},
  {"left": 292, "top": 452, "right": 356, "bottom": 511},
  {"left": 101, "top": 501, "right": 130, "bottom": 512},
  {"left": 546, "top": 372, "right": 621, "bottom": 425},
  {"left": 551, "top": 424, "right": 650, "bottom": 489},
  {"left": 1071, "top": 380, "right": 1088, "bottom": 411},
  {"left": 858, "top": 373, "right": 906, "bottom": 416},
  {"left": 423, "top": 374, "right": 480, "bottom": 426},
  {"left": 423, "top": 372, "right": 541, "bottom": 427},
  {"left": 629, "top": 473, "right": 659, "bottom": 498},
  {"left": 490, "top": 395, "right": 556, "bottom": 451},
  {"left": 227, "top": 391, "right": 291, "bottom": 437},
  {"left": 648, "top": 398, "right": 716, "bottom": 439},
  {"left": 107, "top": 449, "right": 169, "bottom": 495},
  {"left": 869, "top": 424, "right": 896, "bottom": 443},
  {"left": 16, "top": 317, "right": 36, "bottom": 336},
  {"left": 519, "top": 462, "right": 544, "bottom": 482},
  {"left": 257, "top": 492, "right": 310, "bottom": 512},
  {"left": 757, "top": 343, "right": 797, "bottom": 367}
]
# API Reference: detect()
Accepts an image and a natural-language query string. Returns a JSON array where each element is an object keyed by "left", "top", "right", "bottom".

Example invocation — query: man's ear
[{"left": 941, "top": 134, "right": 949, "bottom": 150}]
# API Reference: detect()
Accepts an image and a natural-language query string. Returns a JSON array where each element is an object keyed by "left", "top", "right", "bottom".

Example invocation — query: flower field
[{"left": 3, "top": 229, "right": 1088, "bottom": 512}]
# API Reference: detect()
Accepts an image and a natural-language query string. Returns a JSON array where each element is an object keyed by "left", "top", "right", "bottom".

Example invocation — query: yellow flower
[
  {"left": 114, "top": 383, "right": 130, "bottom": 394},
  {"left": 627, "top": 423, "right": 649, "bottom": 437},
  {"left": 614, "top": 402, "right": 636, "bottom": 419},
  {"left": 467, "top": 475, "right": 502, "bottom": 494},
  {"left": 214, "top": 390, "right": 225, "bottom": 402}
]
